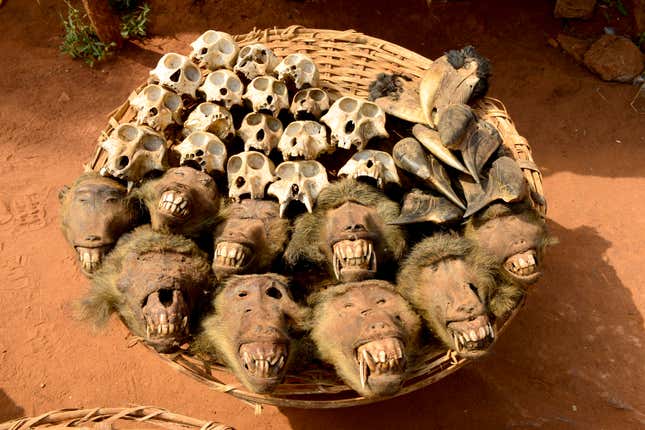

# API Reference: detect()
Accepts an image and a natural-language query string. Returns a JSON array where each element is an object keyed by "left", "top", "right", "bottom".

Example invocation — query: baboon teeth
[
  {"left": 449, "top": 319, "right": 495, "bottom": 352},
  {"left": 332, "top": 239, "right": 377, "bottom": 278},
  {"left": 158, "top": 191, "right": 191, "bottom": 218},
  {"left": 239, "top": 343, "right": 288, "bottom": 378},
  {"left": 145, "top": 313, "right": 188, "bottom": 339},
  {"left": 215, "top": 242, "right": 251, "bottom": 268},
  {"left": 76, "top": 246, "right": 108, "bottom": 273},
  {"left": 504, "top": 250, "right": 538, "bottom": 277},
  {"left": 356, "top": 337, "right": 405, "bottom": 387}
]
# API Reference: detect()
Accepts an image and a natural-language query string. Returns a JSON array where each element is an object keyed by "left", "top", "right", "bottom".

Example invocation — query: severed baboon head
[
  {"left": 397, "top": 233, "right": 497, "bottom": 358},
  {"left": 310, "top": 280, "right": 421, "bottom": 397},
  {"left": 465, "top": 202, "right": 551, "bottom": 288},
  {"left": 135, "top": 166, "right": 220, "bottom": 237},
  {"left": 212, "top": 199, "right": 290, "bottom": 281},
  {"left": 285, "top": 178, "right": 406, "bottom": 284},
  {"left": 79, "top": 225, "right": 214, "bottom": 353},
  {"left": 59, "top": 172, "right": 141, "bottom": 276},
  {"left": 201, "top": 274, "right": 308, "bottom": 393}
]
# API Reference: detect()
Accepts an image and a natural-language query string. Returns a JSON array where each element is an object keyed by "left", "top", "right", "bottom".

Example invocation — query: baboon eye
[
  {"left": 376, "top": 298, "right": 386, "bottom": 305},
  {"left": 238, "top": 291, "right": 248, "bottom": 298},
  {"left": 468, "top": 283, "right": 478, "bottom": 295}
]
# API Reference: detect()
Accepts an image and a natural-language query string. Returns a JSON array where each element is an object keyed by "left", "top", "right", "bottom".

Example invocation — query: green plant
[
  {"left": 120, "top": 3, "right": 150, "bottom": 39},
  {"left": 60, "top": 1, "right": 114, "bottom": 67}
]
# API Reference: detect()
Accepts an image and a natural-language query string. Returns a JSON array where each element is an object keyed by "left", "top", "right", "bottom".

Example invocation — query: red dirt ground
[{"left": 1, "top": 0, "right": 644, "bottom": 429}]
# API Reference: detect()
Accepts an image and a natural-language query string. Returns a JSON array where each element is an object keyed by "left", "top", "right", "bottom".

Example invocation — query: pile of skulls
[{"left": 60, "top": 31, "right": 552, "bottom": 398}]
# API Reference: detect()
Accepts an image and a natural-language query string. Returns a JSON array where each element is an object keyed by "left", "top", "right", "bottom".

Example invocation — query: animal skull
[
  {"left": 100, "top": 123, "right": 168, "bottom": 183},
  {"left": 129, "top": 84, "right": 183, "bottom": 132},
  {"left": 234, "top": 44, "right": 280, "bottom": 81},
  {"left": 174, "top": 131, "right": 227, "bottom": 176},
  {"left": 290, "top": 87, "right": 331, "bottom": 120},
  {"left": 182, "top": 102, "right": 234, "bottom": 142},
  {"left": 199, "top": 69, "right": 244, "bottom": 109},
  {"left": 274, "top": 53, "right": 319, "bottom": 90},
  {"left": 321, "top": 96, "right": 389, "bottom": 150},
  {"left": 243, "top": 76, "right": 289, "bottom": 117},
  {"left": 267, "top": 160, "right": 329, "bottom": 217},
  {"left": 277, "top": 120, "right": 330, "bottom": 160},
  {"left": 238, "top": 112, "right": 283, "bottom": 155},
  {"left": 149, "top": 53, "right": 202, "bottom": 98},
  {"left": 227, "top": 151, "right": 275, "bottom": 200},
  {"left": 338, "top": 150, "right": 401, "bottom": 188},
  {"left": 189, "top": 30, "right": 239, "bottom": 71}
]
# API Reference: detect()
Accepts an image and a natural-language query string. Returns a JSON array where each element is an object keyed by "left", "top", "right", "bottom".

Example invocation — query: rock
[
  {"left": 583, "top": 35, "right": 645, "bottom": 82},
  {"left": 557, "top": 34, "right": 593, "bottom": 63},
  {"left": 554, "top": 0, "right": 596, "bottom": 19}
]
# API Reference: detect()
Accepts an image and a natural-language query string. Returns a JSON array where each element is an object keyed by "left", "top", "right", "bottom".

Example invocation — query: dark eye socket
[{"left": 238, "top": 291, "right": 248, "bottom": 298}]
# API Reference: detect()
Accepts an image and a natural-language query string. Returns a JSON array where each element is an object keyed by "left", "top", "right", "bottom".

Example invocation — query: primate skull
[
  {"left": 268, "top": 160, "right": 329, "bottom": 217},
  {"left": 321, "top": 96, "right": 389, "bottom": 150},
  {"left": 149, "top": 53, "right": 202, "bottom": 98},
  {"left": 237, "top": 112, "right": 283, "bottom": 155},
  {"left": 338, "top": 150, "right": 401, "bottom": 188},
  {"left": 182, "top": 102, "right": 235, "bottom": 142},
  {"left": 310, "top": 281, "right": 421, "bottom": 397},
  {"left": 59, "top": 173, "right": 140, "bottom": 276},
  {"left": 243, "top": 76, "right": 289, "bottom": 117},
  {"left": 100, "top": 123, "right": 168, "bottom": 183},
  {"left": 234, "top": 44, "right": 280, "bottom": 81},
  {"left": 189, "top": 30, "right": 239, "bottom": 71},
  {"left": 212, "top": 199, "right": 289, "bottom": 280},
  {"left": 290, "top": 87, "right": 331, "bottom": 120},
  {"left": 274, "top": 53, "right": 319, "bottom": 90},
  {"left": 227, "top": 151, "right": 275, "bottom": 200},
  {"left": 277, "top": 120, "right": 331, "bottom": 160},
  {"left": 129, "top": 84, "right": 183, "bottom": 132},
  {"left": 174, "top": 131, "right": 227, "bottom": 176},
  {"left": 201, "top": 274, "right": 307, "bottom": 393},
  {"left": 199, "top": 69, "right": 244, "bottom": 109}
]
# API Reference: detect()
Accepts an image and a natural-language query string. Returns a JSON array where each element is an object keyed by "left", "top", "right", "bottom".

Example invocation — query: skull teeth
[
  {"left": 332, "top": 239, "right": 376, "bottom": 280},
  {"left": 450, "top": 321, "right": 495, "bottom": 353},
  {"left": 214, "top": 242, "right": 250, "bottom": 268},
  {"left": 76, "top": 246, "right": 108, "bottom": 273},
  {"left": 504, "top": 250, "right": 538, "bottom": 277},
  {"left": 158, "top": 191, "right": 190, "bottom": 218},
  {"left": 356, "top": 338, "right": 405, "bottom": 389},
  {"left": 239, "top": 343, "right": 287, "bottom": 378},
  {"left": 146, "top": 314, "right": 189, "bottom": 339}
]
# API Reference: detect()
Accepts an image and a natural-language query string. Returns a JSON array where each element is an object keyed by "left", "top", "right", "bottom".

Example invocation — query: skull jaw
[
  {"left": 141, "top": 289, "right": 191, "bottom": 353},
  {"left": 236, "top": 341, "right": 289, "bottom": 393},
  {"left": 445, "top": 315, "right": 496, "bottom": 358},
  {"left": 351, "top": 337, "right": 407, "bottom": 397}
]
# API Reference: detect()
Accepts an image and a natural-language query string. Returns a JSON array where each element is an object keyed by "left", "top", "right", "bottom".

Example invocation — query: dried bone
[
  {"left": 189, "top": 30, "right": 239, "bottom": 71},
  {"left": 277, "top": 120, "right": 330, "bottom": 160},
  {"left": 338, "top": 150, "right": 400, "bottom": 188},
  {"left": 174, "top": 131, "right": 227, "bottom": 176},
  {"left": 267, "top": 160, "right": 329, "bottom": 217},
  {"left": 274, "top": 53, "right": 319, "bottom": 90},
  {"left": 182, "top": 102, "right": 234, "bottom": 142},
  {"left": 243, "top": 76, "right": 289, "bottom": 117},
  {"left": 290, "top": 87, "right": 331, "bottom": 120},
  {"left": 237, "top": 112, "right": 283, "bottom": 155},
  {"left": 320, "top": 96, "right": 388, "bottom": 150},
  {"left": 227, "top": 151, "right": 275, "bottom": 200},
  {"left": 234, "top": 44, "right": 280, "bottom": 82},
  {"left": 199, "top": 69, "right": 244, "bottom": 109},
  {"left": 411, "top": 124, "right": 472, "bottom": 179},
  {"left": 129, "top": 84, "right": 183, "bottom": 132},
  {"left": 149, "top": 53, "right": 202, "bottom": 98}
]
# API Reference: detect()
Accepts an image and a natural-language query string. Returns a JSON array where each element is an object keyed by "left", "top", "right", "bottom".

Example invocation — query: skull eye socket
[
  {"left": 227, "top": 77, "right": 242, "bottom": 92},
  {"left": 209, "top": 71, "right": 226, "bottom": 86},
  {"left": 265, "top": 286, "right": 283, "bottom": 299},
  {"left": 202, "top": 30, "right": 219, "bottom": 44},
  {"left": 284, "top": 55, "right": 297, "bottom": 66},
  {"left": 359, "top": 102, "right": 379, "bottom": 117},
  {"left": 302, "top": 61, "right": 315, "bottom": 74},
  {"left": 245, "top": 113, "right": 263, "bottom": 126},
  {"left": 117, "top": 124, "right": 139, "bottom": 142},
  {"left": 285, "top": 122, "right": 302, "bottom": 136},
  {"left": 163, "top": 53, "right": 182, "bottom": 69},
  {"left": 267, "top": 118, "right": 281, "bottom": 132},
  {"left": 199, "top": 103, "right": 216, "bottom": 116},
  {"left": 144, "top": 85, "right": 162, "bottom": 101},
  {"left": 310, "top": 89, "right": 325, "bottom": 101},
  {"left": 217, "top": 39, "right": 235, "bottom": 54},
  {"left": 339, "top": 97, "right": 358, "bottom": 112},
  {"left": 142, "top": 134, "right": 164, "bottom": 151},
  {"left": 164, "top": 94, "right": 181, "bottom": 111},
  {"left": 256, "top": 49, "right": 267, "bottom": 64},
  {"left": 274, "top": 82, "right": 287, "bottom": 95},
  {"left": 301, "top": 162, "right": 320, "bottom": 177},
  {"left": 206, "top": 140, "right": 224, "bottom": 155},
  {"left": 247, "top": 152, "right": 265, "bottom": 169},
  {"left": 303, "top": 121, "right": 321, "bottom": 135},
  {"left": 253, "top": 77, "right": 269, "bottom": 91},
  {"left": 185, "top": 66, "right": 201, "bottom": 82},
  {"left": 228, "top": 156, "right": 242, "bottom": 173},
  {"left": 276, "top": 162, "right": 295, "bottom": 178},
  {"left": 239, "top": 46, "right": 251, "bottom": 58}
]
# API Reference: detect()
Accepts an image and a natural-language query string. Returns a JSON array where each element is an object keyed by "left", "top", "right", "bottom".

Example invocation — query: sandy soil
[{"left": 1, "top": 0, "right": 644, "bottom": 428}]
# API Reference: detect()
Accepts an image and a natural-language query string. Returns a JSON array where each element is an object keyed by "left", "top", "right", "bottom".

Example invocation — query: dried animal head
[
  {"left": 310, "top": 280, "right": 421, "bottom": 397},
  {"left": 79, "top": 226, "right": 213, "bottom": 353},
  {"left": 286, "top": 179, "right": 406, "bottom": 284},
  {"left": 338, "top": 150, "right": 401, "bottom": 189},
  {"left": 149, "top": 53, "right": 202, "bottom": 98},
  {"left": 174, "top": 131, "right": 227, "bottom": 176},
  {"left": 100, "top": 123, "right": 168, "bottom": 183},
  {"left": 238, "top": 112, "right": 283, "bottom": 155},
  {"left": 129, "top": 84, "right": 183, "bottom": 132},
  {"left": 243, "top": 76, "right": 289, "bottom": 117},
  {"left": 390, "top": 188, "right": 463, "bottom": 225},
  {"left": 189, "top": 30, "right": 239, "bottom": 71},
  {"left": 199, "top": 69, "right": 244, "bottom": 109},
  {"left": 267, "top": 160, "right": 329, "bottom": 216},
  {"left": 135, "top": 166, "right": 220, "bottom": 237},
  {"left": 212, "top": 199, "right": 289, "bottom": 281},
  {"left": 60, "top": 172, "right": 140, "bottom": 276},
  {"left": 274, "top": 53, "right": 319, "bottom": 91},
  {"left": 320, "top": 96, "right": 388, "bottom": 150},
  {"left": 277, "top": 120, "right": 330, "bottom": 160},
  {"left": 290, "top": 87, "right": 331, "bottom": 120},
  {"left": 227, "top": 151, "right": 275, "bottom": 200},
  {"left": 397, "top": 233, "right": 497, "bottom": 358},
  {"left": 234, "top": 44, "right": 280, "bottom": 82},
  {"left": 201, "top": 274, "right": 308, "bottom": 393},
  {"left": 182, "top": 102, "right": 235, "bottom": 142}
]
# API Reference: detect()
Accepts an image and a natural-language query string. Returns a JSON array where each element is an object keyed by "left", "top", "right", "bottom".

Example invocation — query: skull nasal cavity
[
  {"left": 265, "top": 286, "right": 282, "bottom": 299},
  {"left": 344, "top": 223, "right": 366, "bottom": 232},
  {"left": 256, "top": 129, "right": 265, "bottom": 141},
  {"left": 366, "top": 160, "right": 374, "bottom": 168},
  {"left": 236, "top": 176, "right": 246, "bottom": 187},
  {"left": 345, "top": 120, "right": 355, "bottom": 133},
  {"left": 117, "top": 155, "right": 130, "bottom": 169},
  {"left": 169, "top": 70, "right": 181, "bottom": 83},
  {"left": 266, "top": 95, "right": 273, "bottom": 104},
  {"left": 158, "top": 289, "right": 174, "bottom": 307}
]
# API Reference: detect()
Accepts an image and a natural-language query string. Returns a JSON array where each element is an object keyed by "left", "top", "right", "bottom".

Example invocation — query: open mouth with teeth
[
  {"left": 75, "top": 245, "right": 111, "bottom": 274},
  {"left": 503, "top": 249, "right": 540, "bottom": 283},
  {"left": 157, "top": 190, "right": 191, "bottom": 219},
  {"left": 355, "top": 337, "right": 406, "bottom": 394},
  {"left": 214, "top": 242, "right": 252, "bottom": 271},
  {"left": 446, "top": 314, "right": 495, "bottom": 357},
  {"left": 238, "top": 341, "right": 288, "bottom": 391},
  {"left": 142, "top": 289, "right": 190, "bottom": 352},
  {"left": 332, "top": 239, "right": 377, "bottom": 281}
]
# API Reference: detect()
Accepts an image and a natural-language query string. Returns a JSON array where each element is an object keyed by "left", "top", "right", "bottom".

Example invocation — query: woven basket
[
  {"left": 87, "top": 26, "right": 546, "bottom": 409},
  {"left": 0, "top": 406, "right": 233, "bottom": 430}
]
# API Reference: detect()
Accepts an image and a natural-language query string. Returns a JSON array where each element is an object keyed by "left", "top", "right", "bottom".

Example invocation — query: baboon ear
[{"left": 58, "top": 185, "right": 71, "bottom": 204}]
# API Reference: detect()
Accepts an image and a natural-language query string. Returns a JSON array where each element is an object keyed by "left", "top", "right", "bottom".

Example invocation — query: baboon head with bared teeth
[
  {"left": 310, "top": 280, "right": 421, "bottom": 397},
  {"left": 135, "top": 166, "right": 220, "bottom": 237},
  {"left": 59, "top": 172, "right": 141, "bottom": 276},
  {"left": 397, "top": 233, "right": 497, "bottom": 358},
  {"left": 285, "top": 178, "right": 406, "bottom": 284},
  {"left": 212, "top": 199, "right": 290, "bottom": 281},
  {"left": 78, "top": 226, "right": 213, "bottom": 353},
  {"left": 201, "top": 274, "right": 308, "bottom": 393}
]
